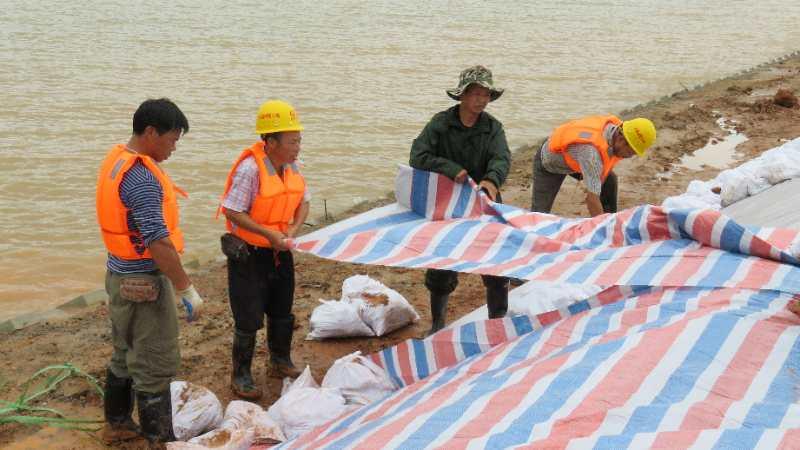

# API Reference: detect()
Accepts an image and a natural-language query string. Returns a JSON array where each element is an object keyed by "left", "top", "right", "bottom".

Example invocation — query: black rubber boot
[
  {"left": 427, "top": 292, "right": 449, "bottom": 336},
  {"left": 101, "top": 368, "right": 141, "bottom": 444},
  {"left": 136, "top": 390, "right": 175, "bottom": 445},
  {"left": 231, "top": 329, "right": 262, "bottom": 399},
  {"left": 486, "top": 284, "right": 509, "bottom": 319},
  {"left": 267, "top": 315, "right": 302, "bottom": 378}
]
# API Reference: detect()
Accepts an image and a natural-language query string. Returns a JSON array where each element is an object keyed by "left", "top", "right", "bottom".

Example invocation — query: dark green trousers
[{"left": 106, "top": 270, "right": 179, "bottom": 394}]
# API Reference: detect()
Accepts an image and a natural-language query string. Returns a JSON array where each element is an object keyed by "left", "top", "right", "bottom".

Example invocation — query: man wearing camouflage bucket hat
[{"left": 410, "top": 65, "right": 511, "bottom": 335}]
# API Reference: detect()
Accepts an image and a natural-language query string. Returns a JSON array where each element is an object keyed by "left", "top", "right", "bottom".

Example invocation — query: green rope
[{"left": 0, "top": 363, "right": 104, "bottom": 431}]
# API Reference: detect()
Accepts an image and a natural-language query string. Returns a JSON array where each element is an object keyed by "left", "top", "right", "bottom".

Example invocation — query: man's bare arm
[
  {"left": 149, "top": 237, "right": 191, "bottom": 290},
  {"left": 585, "top": 192, "right": 604, "bottom": 217}
]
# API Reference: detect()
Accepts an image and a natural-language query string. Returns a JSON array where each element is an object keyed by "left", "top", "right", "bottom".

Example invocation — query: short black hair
[
  {"left": 260, "top": 132, "right": 283, "bottom": 143},
  {"left": 132, "top": 98, "right": 189, "bottom": 136}
]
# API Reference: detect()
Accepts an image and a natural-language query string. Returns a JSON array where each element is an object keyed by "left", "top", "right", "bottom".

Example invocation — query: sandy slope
[{"left": 2, "top": 56, "right": 800, "bottom": 449}]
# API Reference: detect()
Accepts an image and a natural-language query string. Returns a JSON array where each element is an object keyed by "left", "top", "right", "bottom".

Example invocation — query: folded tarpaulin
[
  {"left": 295, "top": 166, "right": 800, "bottom": 293},
  {"left": 277, "top": 167, "right": 800, "bottom": 449}
]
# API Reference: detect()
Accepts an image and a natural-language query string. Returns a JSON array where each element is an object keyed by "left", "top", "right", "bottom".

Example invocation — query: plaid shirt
[{"left": 222, "top": 156, "right": 310, "bottom": 214}]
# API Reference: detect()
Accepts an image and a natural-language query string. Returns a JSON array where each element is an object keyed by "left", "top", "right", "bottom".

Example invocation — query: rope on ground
[{"left": 0, "top": 363, "right": 104, "bottom": 431}]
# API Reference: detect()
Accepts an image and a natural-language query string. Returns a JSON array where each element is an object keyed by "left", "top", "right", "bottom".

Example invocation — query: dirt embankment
[{"left": 3, "top": 56, "right": 800, "bottom": 449}]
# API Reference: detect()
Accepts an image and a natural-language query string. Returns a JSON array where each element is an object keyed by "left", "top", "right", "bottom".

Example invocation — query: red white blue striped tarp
[
  {"left": 280, "top": 167, "right": 800, "bottom": 449},
  {"left": 296, "top": 166, "right": 800, "bottom": 293}
]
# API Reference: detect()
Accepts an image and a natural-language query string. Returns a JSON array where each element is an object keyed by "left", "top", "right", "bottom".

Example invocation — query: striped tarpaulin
[
  {"left": 284, "top": 287, "right": 800, "bottom": 449},
  {"left": 296, "top": 166, "right": 800, "bottom": 292},
  {"left": 280, "top": 167, "right": 800, "bottom": 449}
]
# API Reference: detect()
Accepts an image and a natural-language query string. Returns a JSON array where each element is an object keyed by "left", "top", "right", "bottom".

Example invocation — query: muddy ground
[{"left": 3, "top": 56, "right": 800, "bottom": 449}]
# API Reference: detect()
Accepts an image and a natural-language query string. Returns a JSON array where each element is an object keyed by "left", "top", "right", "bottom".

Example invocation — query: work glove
[{"left": 175, "top": 284, "right": 204, "bottom": 322}]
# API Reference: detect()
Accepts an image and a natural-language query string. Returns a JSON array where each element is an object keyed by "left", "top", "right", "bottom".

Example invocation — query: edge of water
[{"left": 4, "top": 49, "right": 799, "bottom": 334}]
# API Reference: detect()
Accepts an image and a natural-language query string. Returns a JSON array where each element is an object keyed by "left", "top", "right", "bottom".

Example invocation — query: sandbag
[
  {"left": 170, "top": 381, "right": 223, "bottom": 441},
  {"left": 306, "top": 299, "right": 375, "bottom": 340},
  {"left": 168, "top": 429, "right": 252, "bottom": 450},
  {"left": 281, "top": 365, "right": 318, "bottom": 395},
  {"left": 719, "top": 172, "right": 761, "bottom": 207},
  {"left": 354, "top": 290, "right": 419, "bottom": 336},
  {"left": 170, "top": 401, "right": 286, "bottom": 450},
  {"left": 662, "top": 137, "right": 800, "bottom": 210},
  {"left": 760, "top": 161, "right": 800, "bottom": 185},
  {"left": 341, "top": 275, "right": 386, "bottom": 301},
  {"left": 321, "top": 351, "right": 397, "bottom": 406},
  {"left": 268, "top": 386, "right": 348, "bottom": 440},
  {"left": 216, "top": 400, "right": 285, "bottom": 445},
  {"left": 343, "top": 275, "right": 419, "bottom": 336}
]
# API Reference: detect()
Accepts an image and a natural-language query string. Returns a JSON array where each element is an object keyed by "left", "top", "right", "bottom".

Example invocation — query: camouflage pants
[{"left": 106, "top": 270, "right": 180, "bottom": 394}]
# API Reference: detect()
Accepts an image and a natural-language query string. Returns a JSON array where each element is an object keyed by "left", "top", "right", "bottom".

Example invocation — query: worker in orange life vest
[
  {"left": 532, "top": 115, "right": 656, "bottom": 216},
  {"left": 96, "top": 98, "right": 204, "bottom": 445},
  {"left": 219, "top": 100, "right": 309, "bottom": 399}
]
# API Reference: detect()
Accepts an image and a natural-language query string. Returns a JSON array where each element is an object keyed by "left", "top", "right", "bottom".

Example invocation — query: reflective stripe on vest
[
  {"left": 548, "top": 115, "right": 623, "bottom": 181},
  {"left": 220, "top": 141, "right": 306, "bottom": 248},
  {"left": 96, "top": 144, "right": 184, "bottom": 259}
]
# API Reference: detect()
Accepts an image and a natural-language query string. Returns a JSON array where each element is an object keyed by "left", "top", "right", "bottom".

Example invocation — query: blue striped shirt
[{"left": 106, "top": 161, "right": 170, "bottom": 273}]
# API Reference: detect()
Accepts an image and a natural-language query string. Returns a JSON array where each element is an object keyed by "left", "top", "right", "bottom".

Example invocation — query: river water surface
[{"left": 2, "top": 0, "right": 800, "bottom": 320}]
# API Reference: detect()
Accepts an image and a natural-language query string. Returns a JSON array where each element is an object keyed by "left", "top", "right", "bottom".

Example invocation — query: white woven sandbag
[
  {"left": 170, "top": 381, "right": 223, "bottom": 441},
  {"left": 307, "top": 299, "right": 375, "bottom": 340},
  {"left": 321, "top": 351, "right": 397, "bottom": 406}
]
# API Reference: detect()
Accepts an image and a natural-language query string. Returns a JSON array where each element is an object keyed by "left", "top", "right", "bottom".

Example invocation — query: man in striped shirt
[
  {"left": 96, "top": 98, "right": 204, "bottom": 445},
  {"left": 532, "top": 116, "right": 656, "bottom": 217}
]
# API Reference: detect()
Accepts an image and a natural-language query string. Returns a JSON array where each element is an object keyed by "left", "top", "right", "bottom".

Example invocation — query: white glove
[{"left": 175, "top": 284, "right": 204, "bottom": 322}]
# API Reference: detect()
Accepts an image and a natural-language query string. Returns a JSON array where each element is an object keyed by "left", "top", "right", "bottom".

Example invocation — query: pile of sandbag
[
  {"left": 662, "top": 136, "right": 800, "bottom": 209},
  {"left": 168, "top": 355, "right": 397, "bottom": 447},
  {"left": 169, "top": 400, "right": 285, "bottom": 450},
  {"left": 307, "top": 275, "right": 419, "bottom": 339},
  {"left": 268, "top": 354, "right": 397, "bottom": 440},
  {"left": 166, "top": 345, "right": 399, "bottom": 446}
]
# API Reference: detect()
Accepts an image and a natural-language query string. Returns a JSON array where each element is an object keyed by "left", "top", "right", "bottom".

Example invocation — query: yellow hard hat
[
  {"left": 254, "top": 100, "right": 304, "bottom": 135},
  {"left": 621, "top": 117, "right": 656, "bottom": 157}
]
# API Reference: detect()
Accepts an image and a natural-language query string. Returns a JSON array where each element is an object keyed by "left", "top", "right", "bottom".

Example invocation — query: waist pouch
[
  {"left": 119, "top": 276, "right": 161, "bottom": 303},
  {"left": 221, "top": 232, "right": 250, "bottom": 262}
]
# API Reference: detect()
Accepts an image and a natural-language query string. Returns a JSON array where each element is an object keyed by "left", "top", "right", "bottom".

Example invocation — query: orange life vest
[
  {"left": 548, "top": 115, "right": 623, "bottom": 181},
  {"left": 220, "top": 141, "right": 306, "bottom": 248},
  {"left": 96, "top": 144, "right": 185, "bottom": 260}
]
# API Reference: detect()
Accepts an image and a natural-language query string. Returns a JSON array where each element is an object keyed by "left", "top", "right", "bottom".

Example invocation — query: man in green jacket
[{"left": 409, "top": 65, "right": 511, "bottom": 335}]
